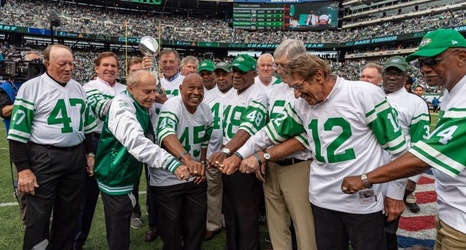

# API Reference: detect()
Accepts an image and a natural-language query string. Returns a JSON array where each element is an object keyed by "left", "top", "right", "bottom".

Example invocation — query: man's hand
[
  {"left": 86, "top": 155, "right": 95, "bottom": 176},
  {"left": 208, "top": 151, "right": 227, "bottom": 170},
  {"left": 404, "top": 180, "right": 417, "bottom": 197},
  {"left": 384, "top": 196, "right": 405, "bottom": 222},
  {"left": 222, "top": 154, "right": 242, "bottom": 175},
  {"left": 192, "top": 161, "right": 206, "bottom": 184},
  {"left": 186, "top": 160, "right": 204, "bottom": 177},
  {"left": 341, "top": 175, "right": 365, "bottom": 194},
  {"left": 18, "top": 169, "right": 39, "bottom": 195},
  {"left": 155, "top": 87, "right": 168, "bottom": 104},
  {"left": 142, "top": 56, "right": 154, "bottom": 69},
  {"left": 174, "top": 165, "right": 190, "bottom": 181}
]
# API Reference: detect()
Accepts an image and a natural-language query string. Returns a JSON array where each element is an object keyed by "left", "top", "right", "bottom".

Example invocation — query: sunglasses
[
  {"left": 382, "top": 71, "right": 405, "bottom": 78},
  {"left": 412, "top": 50, "right": 458, "bottom": 69}
]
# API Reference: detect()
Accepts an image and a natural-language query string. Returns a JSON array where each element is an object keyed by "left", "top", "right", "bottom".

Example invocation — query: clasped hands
[
  {"left": 174, "top": 159, "right": 206, "bottom": 184},
  {"left": 207, "top": 151, "right": 266, "bottom": 182}
]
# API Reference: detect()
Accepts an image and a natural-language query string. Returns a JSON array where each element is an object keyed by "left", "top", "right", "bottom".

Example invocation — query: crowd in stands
[{"left": 1, "top": 0, "right": 466, "bottom": 44}]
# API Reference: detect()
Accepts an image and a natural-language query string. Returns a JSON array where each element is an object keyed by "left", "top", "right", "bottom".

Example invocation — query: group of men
[{"left": 2, "top": 28, "right": 466, "bottom": 250}]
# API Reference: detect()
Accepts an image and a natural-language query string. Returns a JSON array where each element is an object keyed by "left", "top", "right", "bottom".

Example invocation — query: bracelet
[
  {"left": 200, "top": 160, "right": 207, "bottom": 167},
  {"left": 178, "top": 150, "right": 189, "bottom": 161},
  {"left": 254, "top": 153, "right": 262, "bottom": 166},
  {"left": 234, "top": 152, "right": 244, "bottom": 160}
]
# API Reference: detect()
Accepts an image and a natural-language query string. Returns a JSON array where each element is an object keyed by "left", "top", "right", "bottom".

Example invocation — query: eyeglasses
[
  {"left": 272, "top": 62, "right": 288, "bottom": 70},
  {"left": 412, "top": 50, "right": 458, "bottom": 69},
  {"left": 382, "top": 71, "right": 405, "bottom": 78},
  {"left": 291, "top": 79, "right": 305, "bottom": 90}
]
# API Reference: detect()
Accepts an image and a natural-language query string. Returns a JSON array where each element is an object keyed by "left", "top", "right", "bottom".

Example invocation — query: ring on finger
[
  {"left": 245, "top": 170, "right": 250, "bottom": 174},
  {"left": 342, "top": 187, "right": 348, "bottom": 192}
]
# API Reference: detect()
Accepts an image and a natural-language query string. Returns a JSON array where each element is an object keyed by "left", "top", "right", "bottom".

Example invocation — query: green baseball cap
[
  {"left": 231, "top": 54, "right": 256, "bottom": 72},
  {"left": 214, "top": 62, "right": 231, "bottom": 72},
  {"left": 383, "top": 56, "right": 408, "bottom": 71},
  {"left": 406, "top": 29, "right": 466, "bottom": 62},
  {"left": 198, "top": 60, "right": 215, "bottom": 72}
]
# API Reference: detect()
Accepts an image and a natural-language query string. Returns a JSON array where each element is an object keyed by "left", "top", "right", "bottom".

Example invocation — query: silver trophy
[{"left": 139, "top": 36, "right": 162, "bottom": 94}]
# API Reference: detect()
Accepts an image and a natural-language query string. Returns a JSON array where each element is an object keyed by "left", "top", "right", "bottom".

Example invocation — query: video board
[{"left": 233, "top": 0, "right": 340, "bottom": 31}]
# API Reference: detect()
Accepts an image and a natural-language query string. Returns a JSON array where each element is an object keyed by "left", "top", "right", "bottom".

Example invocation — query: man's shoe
[
  {"left": 145, "top": 228, "right": 158, "bottom": 242},
  {"left": 406, "top": 202, "right": 420, "bottom": 213},
  {"left": 204, "top": 229, "right": 221, "bottom": 241},
  {"left": 131, "top": 215, "right": 143, "bottom": 229}
]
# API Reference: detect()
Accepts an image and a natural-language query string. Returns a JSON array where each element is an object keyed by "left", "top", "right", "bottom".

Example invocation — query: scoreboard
[{"left": 233, "top": 1, "right": 340, "bottom": 31}]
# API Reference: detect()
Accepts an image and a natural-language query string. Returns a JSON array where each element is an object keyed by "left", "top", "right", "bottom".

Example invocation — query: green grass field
[{"left": 0, "top": 112, "right": 440, "bottom": 249}]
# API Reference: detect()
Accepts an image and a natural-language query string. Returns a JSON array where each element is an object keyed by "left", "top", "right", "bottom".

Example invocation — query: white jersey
[
  {"left": 161, "top": 73, "right": 184, "bottom": 98},
  {"left": 264, "top": 77, "right": 407, "bottom": 214},
  {"left": 254, "top": 76, "right": 277, "bottom": 91},
  {"left": 237, "top": 83, "right": 311, "bottom": 160},
  {"left": 222, "top": 83, "right": 269, "bottom": 145},
  {"left": 386, "top": 88, "right": 430, "bottom": 184},
  {"left": 151, "top": 96, "right": 213, "bottom": 186},
  {"left": 8, "top": 73, "right": 97, "bottom": 147},
  {"left": 83, "top": 77, "right": 126, "bottom": 133},
  {"left": 203, "top": 86, "right": 235, "bottom": 158},
  {"left": 409, "top": 75, "right": 466, "bottom": 234}
]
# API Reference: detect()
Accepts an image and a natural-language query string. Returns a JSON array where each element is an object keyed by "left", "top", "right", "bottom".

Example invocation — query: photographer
[{"left": 0, "top": 50, "right": 41, "bottom": 133}]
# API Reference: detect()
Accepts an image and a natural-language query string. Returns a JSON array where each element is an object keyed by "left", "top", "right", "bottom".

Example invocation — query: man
[
  {"left": 74, "top": 51, "right": 127, "bottom": 250},
  {"left": 203, "top": 62, "right": 234, "bottom": 240},
  {"left": 180, "top": 56, "right": 199, "bottom": 76},
  {"left": 128, "top": 57, "right": 143, "bottom": 73},
  {"left": 342, "top": 28, "right": 466, "bottom": 250},
  {"left": 93, "top": 70, "right": 190, "bottom": 250},
  {"left": 209, "top": 54, "right": 268, "bottom": 250},
  {"left": 151, "top": 73, "right": 212, "bottom": 250},
  {"left": 360, "top": 62, "right": 383, "bottom": 86},
  {"left": 230, "top": 39, "right": 317, "bottom": 250},
  {"left": 255, "top": 53, "right": 277, "bottom": 90},
  {"left": 160, "top": 49, "right": 184, "bottom": 98},
  {"left": 405, "top": 76, "right": 414, "bottom": 93},
  {"left": 240, "top": 53, "right": 407, "bottom": 250},
  {"left": 198, "top": 60, "right": 216, "bottom": 91},
  {"left": 381, "top": 56, "right": 430, "bottom": 249},
  {"left": 0, "top": 50, "right": 41, "bottom": 226},
  {"left": 432, "top": 96, "right": 440, "bottom": 112},
  {"left": 8, "top": 44, "right": 97, "bottom": 250}
]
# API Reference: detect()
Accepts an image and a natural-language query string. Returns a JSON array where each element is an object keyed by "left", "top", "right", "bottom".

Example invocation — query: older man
[
  {"left": 160, "top": 49, "right": 184, "bottom": 98},
  {"left": 8, "top": 44, "right": 97, "bottom": 250},
  {"left": 255, "top": 53, "right": 277, "bottom": 90},
  {"left": 180, "top": 56, "right": 199, "bottom": 76},
  {"left": 381, "top": 56, "right": 430, "bottom": 250},
  {"left": 93, "top": 70, "right": 189, "bottom": 250},
  {"left": 342, "top": 28, "right": 466, "bottom": 250},
  {"left": 210, "top": 54, "right": 268, "bottom": 250},
  {"left": 360, "top": 62, "right": 383, "bottom": 86},
  {"left": 151, "top": 73, "right": 212, "bottom": 250}
]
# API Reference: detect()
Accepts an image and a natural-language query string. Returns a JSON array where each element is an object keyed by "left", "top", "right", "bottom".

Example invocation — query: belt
[
  {"left": 29, "top": 142, "right": 82, "bottom": 151},
  {"left": 275, "top": 158, "right": 308, "bottom": 166}
]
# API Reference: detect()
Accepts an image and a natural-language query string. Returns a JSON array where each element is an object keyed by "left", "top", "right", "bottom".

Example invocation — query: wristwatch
[
  {"left": 361, "top": 173, "right": 372, "bottom": 189},
  {"left": 263, "top": 150, "right": 271, "bottom": 162},
  {"left": 221, "top": 147, "right": 231, "bottom": 157}
]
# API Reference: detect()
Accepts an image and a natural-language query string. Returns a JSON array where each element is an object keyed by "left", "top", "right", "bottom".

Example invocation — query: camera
[{"left": 0, "top": 58, "right": 46, "bottom": 83}]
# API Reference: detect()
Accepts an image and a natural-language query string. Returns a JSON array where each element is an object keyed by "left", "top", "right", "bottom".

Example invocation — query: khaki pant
[
  {"left": 264, "top": 160, "right": 317, "bottom": 250},
  {"left": 435, "top": 216, "right": 466, "bottom": 250},
  {"left": 206, "top": 167, "right": 223, "bottom": 231}
]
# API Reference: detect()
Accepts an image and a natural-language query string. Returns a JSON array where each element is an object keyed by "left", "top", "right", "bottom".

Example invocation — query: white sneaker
[{"left": 131, "top": 216, "right": 143, "bottom": 229}]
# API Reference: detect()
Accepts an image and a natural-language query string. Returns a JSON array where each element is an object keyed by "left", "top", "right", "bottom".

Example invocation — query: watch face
[{"left": 264, "top": 153, "right": 271, "bottom": 160}]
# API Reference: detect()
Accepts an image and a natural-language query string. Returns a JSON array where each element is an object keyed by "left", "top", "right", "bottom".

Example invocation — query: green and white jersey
[
  {"left": 386, "top": 88, "right": 430, "bottom": 146},
  {"left": 222, "top": 83, "right": 269, "bottom": 145},
  {"left": 254, "top": 76, "right": 277, "bottom": 91},
  {"left": 203, "top": 86, "right": 235, "bottom": 158},
  {"left": 83, "top": 77, "right": 126, "bottom": 133},
  {"left": 409, "top": 75, "right": 466, "bottom": 234},
  {"left": 152, "top": 96, "right": 213, "bottom": 186},
  {"left": 386, "top": 88, "right": 430, "bottom": 184},
  {"left": 237, "top": 83, "right": 310, "bottom": 160},
  {"left": 265, "top": 77, "right": 406, "bottom": 214},
  {"left": 8, "top": 73, "right": 97, "bottom": 147},
  {"left": 161, "top": 74, "right": 184, "bottom": 98}
]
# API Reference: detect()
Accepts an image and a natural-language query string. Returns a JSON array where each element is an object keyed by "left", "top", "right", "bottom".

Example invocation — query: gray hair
[
  {"left": 274, "top": 39, "right": 306, "bottom": 60},
  {"left": 126, "top": 70, "right": 155, "bottom": 87}
]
